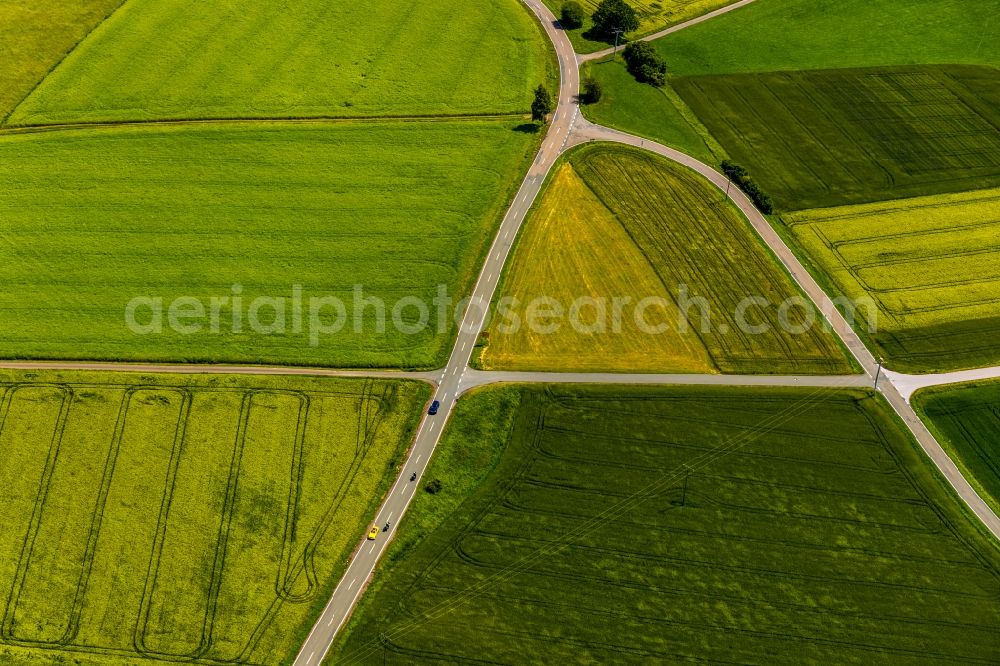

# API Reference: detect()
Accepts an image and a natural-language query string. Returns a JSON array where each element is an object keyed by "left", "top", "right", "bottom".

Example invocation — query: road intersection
[
  {"left": 1, "top": 1, "right": 995, "bottom": 662},
  {"left": 290, "top": 0, "right": 1000, "bottom": 663}
]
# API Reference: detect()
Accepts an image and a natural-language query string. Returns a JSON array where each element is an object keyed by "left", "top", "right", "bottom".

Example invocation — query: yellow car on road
[{"left": 367, "top": 527, "right": 379, "bottom": 540}]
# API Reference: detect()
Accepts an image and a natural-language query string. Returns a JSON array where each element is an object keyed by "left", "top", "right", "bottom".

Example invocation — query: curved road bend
[
  {"left": 572, "top": 119, "right": 1000, "bottom": 539},
  {"left": 291, "top": 0, "right": 999, "bottom": 662},
  {"left": 292, "top": 3, "right": 580, "bottom": 663}
]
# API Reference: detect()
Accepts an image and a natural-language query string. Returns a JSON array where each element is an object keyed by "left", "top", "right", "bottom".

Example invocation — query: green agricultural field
[
  {"left": 673, "top": 65, "right": 1000, "bottom": 210},
  {"left": 580, "top": 60, "right": 723, "bottom": 165},
  {"left": 6, "top": 0, "right": 553, "bottom": 125},
  {"left": 333, "top": 384, "right": 1000, "bottom": 663},
  {"left": 0, "top": 370, "right": 429, "bottom": 665},
  {"left": 480, "top": 144, "right": 853, "bottom": 374},
  {"left": 0, "top": 0, "right": 125, "bottom": 122},
  {"left": 0, "top": 120, "right": 538, "bottom": 368},
  {"left": 654, "top": 0, "right": 1000, "bottom": 76},
  {"left": 915, "top": 380, "right": 1000, "bottom": 518},
  {"left": 542, "top": 0, "right": 738, "bottom": 53},
  {"left": 781, "top": 188, "right": 1000, "bottom": 372}
]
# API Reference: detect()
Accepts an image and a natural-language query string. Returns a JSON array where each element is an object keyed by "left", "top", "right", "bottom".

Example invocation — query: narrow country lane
[
  {"left": 291, "top": 2, "right": 582, "bottom": 663},
  {"left": 577, "top": 0, "right": 757, "bottom": 63},
  {"left": 3, "top": 1, "right": 995, "bottom": 663},
  {"left": 294, "top": 3, "right": 1000, "bottom": 661}
]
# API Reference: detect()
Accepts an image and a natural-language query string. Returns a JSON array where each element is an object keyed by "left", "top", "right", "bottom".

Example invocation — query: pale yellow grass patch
[{"left": 480, "top": 164, "right": 714, "bottom": 373}]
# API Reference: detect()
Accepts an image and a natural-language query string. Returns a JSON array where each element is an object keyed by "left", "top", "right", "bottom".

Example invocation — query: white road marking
[
  {"left": 348, "top": 577, "right": 357, "bottom": 590},
  {"left": 369, "top": 542, "right": 377, "bottom": 553},
  {"left": 307, "top": 652, "right": 315, "bottom": 664},
  {"left": 416, "top": 455, "right": 422, "bottom": 463}
]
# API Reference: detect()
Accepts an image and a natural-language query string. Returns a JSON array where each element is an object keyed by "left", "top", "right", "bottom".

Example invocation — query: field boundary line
[
  {"left": 0, "top": 112, "right": 531, "bottom": 136},
  {"left": 0, "top": 0, "right": 133, "bottom": 127}
]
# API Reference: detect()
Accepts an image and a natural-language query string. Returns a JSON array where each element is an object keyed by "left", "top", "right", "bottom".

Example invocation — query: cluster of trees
[
  {"left": 532, "top": 84, "right": 554, "bottom": 122},
  {"left": 561, "top": 0, "right": 638, "bottom": 38},
  {"left": 560, "top": 1, "right": 585, "bottom": 29},
  {"left": 591, "top": 0, "right": 639, "bottom": 37},
  {"left": 721, "top": 160, "right": 775, "bottom": 214},
  {"left": 581, "top": 78, "right": 603, "bottom": 104},
  {"left": 623, "top": 41, "right": 666, "bottom": 87}
]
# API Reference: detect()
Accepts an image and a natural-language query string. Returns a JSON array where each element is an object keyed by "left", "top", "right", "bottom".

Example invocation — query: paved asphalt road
[
  {"left": 292, "top": 2, "right": 1000, "bottom": 661},
  {"left": 3, "top": 0, "right": 995, "bottom": 662},
  {"left": 888, "top": 366, "right": 1000, "bottom": 402},
  {"left": 578, "top": 0, "right": 757, "bottom": 63},
  {"left": 291, "top": 3, "right": 581, "bottom": 663},
  {"left": 460, "top": 369, "right": 872, "bottom": 391}
]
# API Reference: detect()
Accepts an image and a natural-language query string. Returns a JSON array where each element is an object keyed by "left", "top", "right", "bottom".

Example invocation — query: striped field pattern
[
  {"left": 781, "top": 187, "right": 1000, "bottom": 372},
  {"left": 334, "top": 385, "right": 1000, "bottom": 664},
  {"left": 0, "top": 371, "right": 427, "bottom": 665},
  {"left": 673, "top": 65, "right": 1000, "bottom": 210}
]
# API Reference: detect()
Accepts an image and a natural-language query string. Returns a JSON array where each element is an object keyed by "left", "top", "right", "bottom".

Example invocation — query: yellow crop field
[
  {"left": 782, "top": 187, "right": 1000, "bottom": 372},
  {"left": 481, "top": 163, "right": 714, "bottom": 372},
  {"left": 480, "top": 145, "right": 853, "bottom": 374}
]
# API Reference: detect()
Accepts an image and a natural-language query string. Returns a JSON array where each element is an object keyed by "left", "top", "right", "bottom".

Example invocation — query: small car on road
[
  {"left": 367, "top": 527, "right": 379, "bottom": 540},
  {"left": 428, "top": 400, "right": 441, "bottom": 415}
]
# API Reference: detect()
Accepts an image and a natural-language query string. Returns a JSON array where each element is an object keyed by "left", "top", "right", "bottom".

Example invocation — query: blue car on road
[{"left": 428, "top": 400, "right": 441, "bottom": 415}]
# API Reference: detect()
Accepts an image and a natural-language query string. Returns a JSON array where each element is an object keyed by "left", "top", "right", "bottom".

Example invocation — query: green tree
[
  {"left": 623, "top": 41, "right": 666, "bottom": 87},
  {"left": 561, "top": 1, "right": 585, "bottom": 29},
  {"left": 531, "top": 84, "right": 554, "bottom": 122},
  {"left": 581, "top": 78, "right": 603, "bottom": 104},
  {"left": 592, "top": 0, "right": 639, "bottom": 39}
]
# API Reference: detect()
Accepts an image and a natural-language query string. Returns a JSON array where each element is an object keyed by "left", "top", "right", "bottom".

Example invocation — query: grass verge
[
  {"left": 580, "top": 60, "right": 724, "bottom": 165},
  {"left": 914, "top": 379, "right": 1000, "bottom": 519}
]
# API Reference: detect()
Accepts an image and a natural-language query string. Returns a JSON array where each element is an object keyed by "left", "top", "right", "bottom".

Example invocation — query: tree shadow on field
[{"left": 513, "top": 123, "right": 541, "bottom": 134}]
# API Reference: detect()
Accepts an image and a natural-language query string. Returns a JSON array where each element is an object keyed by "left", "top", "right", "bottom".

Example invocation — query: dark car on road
[{"left": 428, "top": 400, "right": 440, "bottom": 415}]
